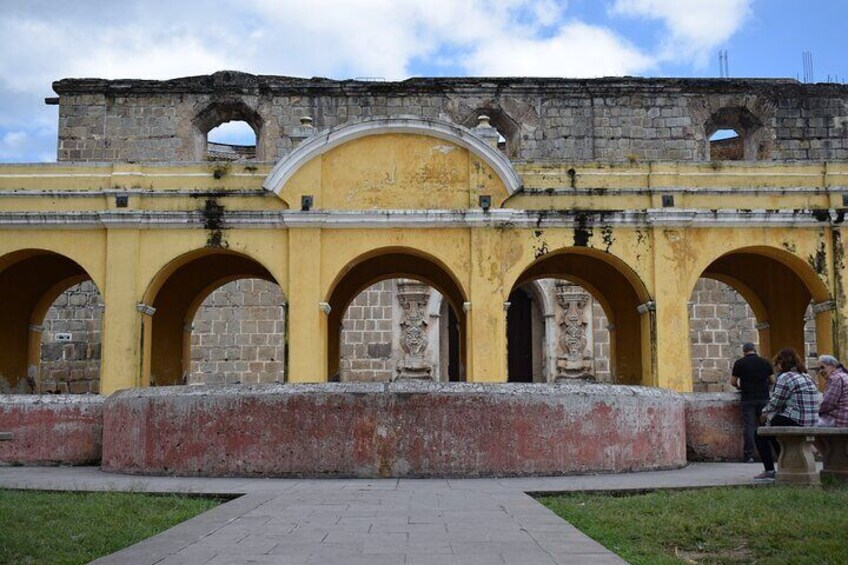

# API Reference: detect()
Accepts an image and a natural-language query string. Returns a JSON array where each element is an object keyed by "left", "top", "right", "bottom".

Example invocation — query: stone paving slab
[{"left": 0, "top": 463, "right": 757, "bottom": 564}]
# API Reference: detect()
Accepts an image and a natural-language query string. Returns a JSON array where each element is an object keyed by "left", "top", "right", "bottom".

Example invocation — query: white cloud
[
  {"left": 465, "top": 21, "right": 655, "bottom": 77},
  {"left": 611, "top": 0, "right": 753, "bottom": 65}
]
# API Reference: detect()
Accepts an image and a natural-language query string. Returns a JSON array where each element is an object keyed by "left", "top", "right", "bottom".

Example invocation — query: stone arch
[
  {"left": 263, "top": 117, "right": 522, "bottom": 197},
  {"left": 460, "top": 107, "right": 521, "bottom": 158},
  {"left": 511, "top": 247, "right": 653, "bottom": 385},
  {"left": 0, "top": 249, "right": 101, "bottom": 393},
  {"left": 191, "top": 99, "right": 264, "bottom": 161},
  {"left": 693, "top": 245, "right": 832, "bottom": 361},
  {"left": 325, "top": 247, "right": 468, "bottom": 381},
  {"left": 141, "top": 249, "right": 284, "bottom": 386},
  {"left": 700, "top": 102, "right": 774, "bottom": 161}
]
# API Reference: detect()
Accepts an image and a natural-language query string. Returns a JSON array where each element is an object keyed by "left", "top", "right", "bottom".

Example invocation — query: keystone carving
[{"left": 396, "top": 280, "right": 433, "bottom": 380}]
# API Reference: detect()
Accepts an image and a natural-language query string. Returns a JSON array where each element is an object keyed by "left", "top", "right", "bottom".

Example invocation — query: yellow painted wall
[{"left": 0, "top": 136, "right": 844, "bottom": 393}]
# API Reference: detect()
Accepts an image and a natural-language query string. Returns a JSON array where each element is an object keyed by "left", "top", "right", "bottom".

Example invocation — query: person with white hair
[{"left": 816, "top": 354, "right": 848, "bottom": 427}]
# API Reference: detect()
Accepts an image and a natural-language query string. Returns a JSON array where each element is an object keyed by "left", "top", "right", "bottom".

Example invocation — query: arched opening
[
  {"left": 709, "top": 129, "right": 743, "bottom": 161},
  {"left": 511, "top": 249, "right": 652, "bottom": 385},
  {"left": 142, "top": 250, "right": 284, "bottom": 386},
  {"left": 189, "top": 278, "right": 286, "bottom": 384},
  {"left": 206, "top": 120, "right": 257, "bottom": 161},
  {"left": 462, "top": 108, "right": 521, "bottom": 159},
  {"left": 337, "top": 279, "right": 461, "bottom": 382},
  {"left": 193, "top": 101, "right": 263, "bottom": 161},
  {"left": 326, "top": 250, "right": 467, "bottom": 382},
  {"left": 694, "top": 247, "right": 830, "bottom": 384},
  {"left": 507, "top": 279, "right": 613, "bottom": 383},
  {"left": 704, "top": 107, "right": 765, "bottom": 161},
  {"left": 0, "top": 250, "right": 101, "bottom": 393}
]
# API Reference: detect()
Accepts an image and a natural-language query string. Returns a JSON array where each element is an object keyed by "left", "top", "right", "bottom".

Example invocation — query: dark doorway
[
  {"left": 448, "top": 305, "right": 461, "bottom": 381},
  {"left": 507, "top": 287, "right": 533, "bottom": 382}
]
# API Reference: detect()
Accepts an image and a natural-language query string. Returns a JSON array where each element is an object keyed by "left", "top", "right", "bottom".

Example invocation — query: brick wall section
[
  {"left": 189, "top": 278, "right": 286, "bottom": 384},
  {"left": 339, "top": 280, "right": 395, "bottom": 382},
  {"left": 688, "top": 278, "right": 817, "bottom": 392},
  {"left": 591, "top": 300, "right": 611, "bottom": 382},
  {"left": 39, "top": 281, "right": 102, "bottom": 394},
  {"left": 53, "top": 74, "right": 848, "bottom": 163}
]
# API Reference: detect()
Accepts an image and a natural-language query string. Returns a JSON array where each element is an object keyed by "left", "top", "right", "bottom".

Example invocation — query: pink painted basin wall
[
  {"left": 0, "top": 395, "right": 103, "bottom": 466},
  {"left": 684, "top": 392, "right": 745, "bottom": 461},
  {"left": 102, "top": 382, "right": 687, "bottom": 478}
]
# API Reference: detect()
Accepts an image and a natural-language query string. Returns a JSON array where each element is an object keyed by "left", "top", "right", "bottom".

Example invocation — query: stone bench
[
  {"left": 0, "top": 432, "right": 11, "bottom": 441},
  {"left": 757, "top": 426, "right": 848, "bottom": 485}
]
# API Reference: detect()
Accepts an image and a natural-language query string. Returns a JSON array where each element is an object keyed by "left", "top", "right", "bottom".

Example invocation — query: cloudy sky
[{"left": 1, "top": 0, "right": 845, "bottom": 162}]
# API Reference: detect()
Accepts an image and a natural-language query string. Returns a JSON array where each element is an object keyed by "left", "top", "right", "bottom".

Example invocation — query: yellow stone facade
[{"left": 1, "top": 118, "right": 845, "bottom": 394}]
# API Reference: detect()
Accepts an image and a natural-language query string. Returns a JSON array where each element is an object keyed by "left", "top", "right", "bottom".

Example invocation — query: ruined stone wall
[
  {"left": 688, "top": 278, "right": 818, "bottom": 392},
  {"left": 339, "top": 281, "right": 395, "bottom": 382},
  {"left": 38, "top": 281, "right": 101, "bottom": 394},
  {"left": 53, "top": 74, "right": 848, "bottom": 163},
  {"left": 189, "top": 279, "right": 286, "bottom": 384}
]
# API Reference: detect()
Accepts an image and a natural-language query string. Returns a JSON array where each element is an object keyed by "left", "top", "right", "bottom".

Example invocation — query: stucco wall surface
[
  {"left": 102, "top": 382, "right": 686, "bottom": 478},
  {"left": 684, "top": 392, "right": 745, "bottom": 461},
  {"left": 0, "top": 395, "right": 103, "bottom": 465}
]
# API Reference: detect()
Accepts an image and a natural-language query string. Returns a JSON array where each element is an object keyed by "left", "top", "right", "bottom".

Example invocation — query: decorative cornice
[
  {"left": 812, "top": 300, "right": 837, "bottom": 314},
  {"left": 137, "top": 303, "right": 156, "bottom": 316},
  {"left": 636, "top": 301, "right": 656, "bottom": 314},
  {"left": 0, "top": 208, "right": 842, "bottom": 230}
]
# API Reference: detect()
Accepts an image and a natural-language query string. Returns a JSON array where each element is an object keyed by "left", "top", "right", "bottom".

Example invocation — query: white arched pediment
[{"left": 262, "top": 117, "right": 522, "bottom": 196}]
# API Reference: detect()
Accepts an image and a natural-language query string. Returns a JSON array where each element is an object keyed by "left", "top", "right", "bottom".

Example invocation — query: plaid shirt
[
  {"left": 820, "top": 368, "right": 848, "bottom": 427},
  {"left": 764, "top": 370, "right": 820, "bottom": 426}
]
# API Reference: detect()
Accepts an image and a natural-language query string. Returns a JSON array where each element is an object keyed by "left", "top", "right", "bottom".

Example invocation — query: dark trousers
[
  {"left": 755, "top": 414, "right": 800, "bottom": 472},
  {"left": 741, "top": 400, "right": 767, "bottom": 459}
]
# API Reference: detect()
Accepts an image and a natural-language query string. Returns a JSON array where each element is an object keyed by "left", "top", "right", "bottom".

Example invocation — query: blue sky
[{"left": 1, "top": 0, "right": 845, "bottom": 161}]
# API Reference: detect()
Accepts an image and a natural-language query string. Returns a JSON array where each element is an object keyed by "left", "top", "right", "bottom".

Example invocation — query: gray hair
[{"left": 819, "top": 354, "right": 840, "bottom": 368}]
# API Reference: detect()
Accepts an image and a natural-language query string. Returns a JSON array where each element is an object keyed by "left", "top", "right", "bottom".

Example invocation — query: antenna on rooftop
[
  {"left": 802, "top": 51, "right": 814, "bottom": 83},
  {"left": 718, "top": 50, "right": 729, "bottom": 78}
]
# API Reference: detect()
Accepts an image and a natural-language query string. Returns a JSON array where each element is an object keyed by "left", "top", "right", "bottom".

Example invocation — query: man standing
[{"left": 730, "top": 342, "right": 774, "bottom": 462}]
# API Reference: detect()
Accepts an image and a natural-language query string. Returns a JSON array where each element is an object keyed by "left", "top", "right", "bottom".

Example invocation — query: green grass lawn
[
  {"left": 540, "top": 485, "right": 848, "bottom": 564},
  {"left": 0, "top": 489, "right": 221, "bottom": 565}
]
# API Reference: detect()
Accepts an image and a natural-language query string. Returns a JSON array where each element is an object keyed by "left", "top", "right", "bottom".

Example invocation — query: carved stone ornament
[
  {"left": 554, "top": 282, "right": 595, "bottom": 381},
  {"left": 396, "top": 280, "right": 433, "bottom": 380}
]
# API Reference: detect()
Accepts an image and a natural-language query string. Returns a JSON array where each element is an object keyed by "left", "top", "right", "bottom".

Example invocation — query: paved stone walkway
[{"left": 0, "top": 463, "right": 756, "bottom": 564}]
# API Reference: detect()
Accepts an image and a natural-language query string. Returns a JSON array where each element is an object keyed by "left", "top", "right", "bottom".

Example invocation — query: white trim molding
[{"left": 262, "top": 117, "right": 523, "bottom": 196}]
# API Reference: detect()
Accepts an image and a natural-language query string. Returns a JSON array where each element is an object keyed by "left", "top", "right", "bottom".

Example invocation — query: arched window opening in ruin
[
  {"left": 0, "top": 250, "right": 101, "bottom": 394},
  {"left": 193, "top": 100, "right": 264, "bottom": 161},
  {"left": 463, "top": 109, "right": 520, "bottom": 159},
  {"left": 142, "top": 250, "right": 283, "bottom": 387},
  {"left": 704, "top": 107, "right": 765, "bottom": 161},
  {"left": 326, "top": 250, "right": 468, "bottom": 382},
  {"left": 709, "top": 129, "right": 743, "bottom": 161},
  {"left": 507, "top": 279, "right": 612, "bottom": 384},
  {"left": 694, "top": 247, "right": 831, "bottom": 391},
  {"left": 189, "top": 278, "right": 286, "bottom": 385},
  {"left": 512, "top": 249, "right": 652, "bottom": 386},
  {"left": 337, "top": 279, "right": 462, "bottom": 382},
  {"left": 206, "top": 120, "right": 257, "bottom": 161}
]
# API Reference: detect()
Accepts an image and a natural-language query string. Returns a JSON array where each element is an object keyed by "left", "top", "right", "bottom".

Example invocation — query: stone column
[
  {"left": 396, "top": 280, "right": 432, "bottom": 380},
  {"left": 554, "top": 282, "right": 594, "bottom": 381}
]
